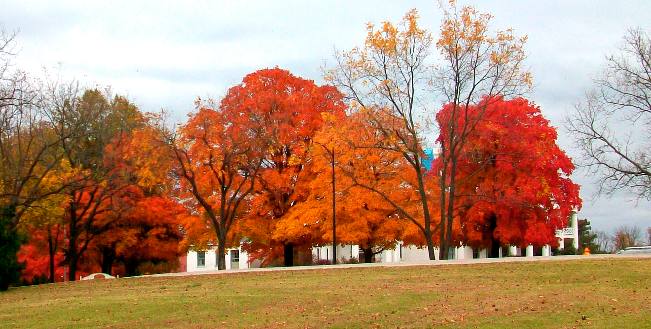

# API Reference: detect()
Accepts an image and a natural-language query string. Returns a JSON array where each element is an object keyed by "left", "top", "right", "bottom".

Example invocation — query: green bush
[
  {"left": 553, "top": 245, "right": 577, "bottom": 256},
  {"left": 0, "top": 206, "right": 25, "bottom": 291}
]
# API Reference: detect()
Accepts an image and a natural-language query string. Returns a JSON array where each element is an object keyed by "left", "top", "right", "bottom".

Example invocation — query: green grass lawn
[{"left": 1, "top": 258, "right": 650, "bottom": 328}]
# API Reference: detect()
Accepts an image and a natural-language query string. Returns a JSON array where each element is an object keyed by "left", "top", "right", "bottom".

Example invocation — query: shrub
[{"left": 0, "top": 206, "right": 25, "bottom": 291}]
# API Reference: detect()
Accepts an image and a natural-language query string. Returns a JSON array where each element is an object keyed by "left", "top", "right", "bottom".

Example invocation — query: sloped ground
[{"left": 1, "top": 257, "right": 650, "bottom": 328}]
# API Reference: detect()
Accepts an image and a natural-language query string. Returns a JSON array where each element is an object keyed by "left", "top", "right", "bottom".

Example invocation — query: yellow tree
[
  {"left": 17, "top": 160, "right": 79, "bottom": 283},
  {"left": 326, "top": 10, "right": 440, "bottom": 259},
  {"left": 328, "top": 4, "right": 531, "bottom": 260}
]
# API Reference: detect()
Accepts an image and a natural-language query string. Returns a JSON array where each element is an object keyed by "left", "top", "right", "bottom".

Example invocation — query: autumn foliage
[
  {"left": 1, "top": 7, "right": 586, "bottom": 287},
  {"left": 231, "top": 68, "right": 346, "bottom": 266},
  {"left": 435, "top": 97, "right": 581, "bottom": 250}
]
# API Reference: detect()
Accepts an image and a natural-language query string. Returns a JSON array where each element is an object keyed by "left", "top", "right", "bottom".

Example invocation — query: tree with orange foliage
[
  {"left": 91, "top": 195, "right": 184, "bottom": 276},
  {"left": 170, "top": 101, "right": 265, "bottom": 270},
  {"left": 326, "top": 10, "right": 441, "bottom": 260},
  {"left": 435, "top": 97, "right": 581, "bottom": 255},
  {"left": 277, "top": 112, "right": 417, "bottom": 263},
  {"left": 225, "top": 68, "right": 346, "bottom": 266}
]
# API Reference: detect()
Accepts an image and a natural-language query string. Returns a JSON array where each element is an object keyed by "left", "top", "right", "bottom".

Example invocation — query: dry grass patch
[{"left": 1, "top": 258, "right": 650, "bottom": 328}]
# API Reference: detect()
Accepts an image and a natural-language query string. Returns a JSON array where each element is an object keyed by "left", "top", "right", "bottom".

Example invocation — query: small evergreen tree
[
  {"left": 578, "top": 219, "right": 600, "bottom": 253},
  {"left": 0, "top": 206, "right": 25, "bottom": 291}
]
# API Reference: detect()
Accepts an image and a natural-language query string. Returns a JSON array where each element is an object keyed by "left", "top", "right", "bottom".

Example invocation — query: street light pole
[{"left": 331, "top": 147, "right": 336, "bottom": 265}]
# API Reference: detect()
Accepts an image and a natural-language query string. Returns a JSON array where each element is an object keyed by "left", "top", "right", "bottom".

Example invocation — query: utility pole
[{"left": 331, "top": 147, "right": 336, "bottom": 265}]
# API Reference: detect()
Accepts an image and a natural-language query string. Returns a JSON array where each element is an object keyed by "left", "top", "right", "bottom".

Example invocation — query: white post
[
  {"left": 526, "top": 245, "right": 534, "bottom": 257},
  {"left": 571, "top": 211, "right": 579, "bottom": 250},
  {"left": 465, "top": 246, "right": 474, "bottom": 260},
  {"left": 509, "top": 245, "right": 517, "bottom": 257},
  {"left": 352, "top": 245, "right": 359, "bottom": 261},
  {"left": 542, "top": 245, "right": 551, "bottom": 257}
]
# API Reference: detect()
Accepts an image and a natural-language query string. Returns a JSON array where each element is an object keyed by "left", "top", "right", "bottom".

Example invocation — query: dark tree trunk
[
  {"left": 217, "top": 243, "right": 226, "bottom": 270},
  {"left": 486, "top": 214, "right": 500, "bottom": 258},
  {"left": 67, "top": 202, "right": 79, "bottom": 281},
  {"left": 284, "top": 243, "right": 294, "bottom": 267},
  {"left": 125, "top": 260, "right": 139, "bottom": 276},
  {"left": 67, "top": 252, "right": 78, "bottom": 281},
  {"left": 414, "top": 164, "right": 436, "bottom": 261},
  {"left": 47, "top": 228, "right": 56, "bottom": 283},
  {"left": 443, "top": 156, "right": 459, "bottom": 260},
  {"left": 362, "top": 247, "right": 374, "bottom": 263},
  {"left": 100, "top": 248, "right": 115, "bottom": 275},
  {"left": 438, "top": 144, "right": 449, "bottom": 261}
]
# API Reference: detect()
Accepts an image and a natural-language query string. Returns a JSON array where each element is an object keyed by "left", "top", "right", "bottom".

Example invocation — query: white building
[
  {"left": 186, "top": 246, "right": 253, "bottom": 272},
  {"left": 184, "top": 212, "right": 580, "bottom": 272},
  {"left": 555, "top": 211, "right": 580, "bottom": 250}
]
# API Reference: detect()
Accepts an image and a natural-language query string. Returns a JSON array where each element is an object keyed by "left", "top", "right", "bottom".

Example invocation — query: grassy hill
[{"left": 1, "top": 258, "right": 650, "bottom": 328}]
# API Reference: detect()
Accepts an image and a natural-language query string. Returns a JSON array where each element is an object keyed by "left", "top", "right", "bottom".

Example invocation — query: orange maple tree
[
  {"left": 276, "top": 112, "right": 420, "bottom": 263},
  {"left": 230, "top": 68, "right": 346, "bottom": 266},
  {"left": 172, "top": 103, "right": 265, "bottom": 270}
]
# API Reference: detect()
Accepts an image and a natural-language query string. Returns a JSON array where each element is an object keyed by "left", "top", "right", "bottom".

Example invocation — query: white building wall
[
  {"left": 206, "top": 249, "right": 217, "bottom": 269},
  {"left": 187, "top": 250, "right": 199, "bottom": 271},
  {"left": 186, "top": 246, "right": 251, "bottom": 272},
  {"left": 224, "top": 250, "right": 231, "bottom": 270},
  {"left": 400, "top": 245, "right": 438, "bottom": 261},
  {"left": 239, "top": 250, "right": 249, "bottom": 269}
]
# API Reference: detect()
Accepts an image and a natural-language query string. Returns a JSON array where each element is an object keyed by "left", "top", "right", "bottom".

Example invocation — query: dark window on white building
[{"left": 197, "top": 251, "right": 206, "bottom": 267}]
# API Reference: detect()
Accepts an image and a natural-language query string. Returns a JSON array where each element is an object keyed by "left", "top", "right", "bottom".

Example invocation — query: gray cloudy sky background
[{"left": 2, "top": 0, "right": 650, "bottom": 234}]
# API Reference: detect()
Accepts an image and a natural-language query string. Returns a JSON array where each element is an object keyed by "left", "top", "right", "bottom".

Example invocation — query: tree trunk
[
  {"left": 284, "top": 243, "right": 294, "bottom": 267},
  {"left": 47, "top": 228, "right": 56, "bottom": 283},
  {"left": 67, "top": 252, "right": 78, "bottom": 281},
  {"left": 362, "top": 247, "right": 374, "bottom": 263},
  {"left": 444, "top": 156, "right": 459, "bottom": 260},
  {"left": 125, "top": 260, "right": 139, "bottom": 276},
  {"left": 439, "top": 154, "right": 448, "bottom": 260},
  {"left": 415, "top": 164, "right": 436, "bottom": 260},
  {"left": 217, "top": 243, "right": 226, "bottom": 270},
  {"left": 100, "top": 248, "right": 115, "bottom": 275},
  {"left": 67, "top": 201, "right": 79, "bottom": 281}
]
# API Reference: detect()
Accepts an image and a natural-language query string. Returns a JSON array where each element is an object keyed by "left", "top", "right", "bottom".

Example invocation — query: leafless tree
[
  {"left": 612, "top": 225, "right": 642, "bottom": 250},
  {"left": 595, "top": 230, "right": 613, "bottom": 253},
  {"left": 567, "top": 29, "right": 651, "bottom": 199},
  {"left": 0, "top": 28, "right": 70, "bottom": 229}
]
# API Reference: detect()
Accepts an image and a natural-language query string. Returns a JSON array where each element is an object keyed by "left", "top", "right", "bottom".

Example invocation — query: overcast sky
[{"left": 2, "top": 0, "right": 650, "bottom": 234}]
